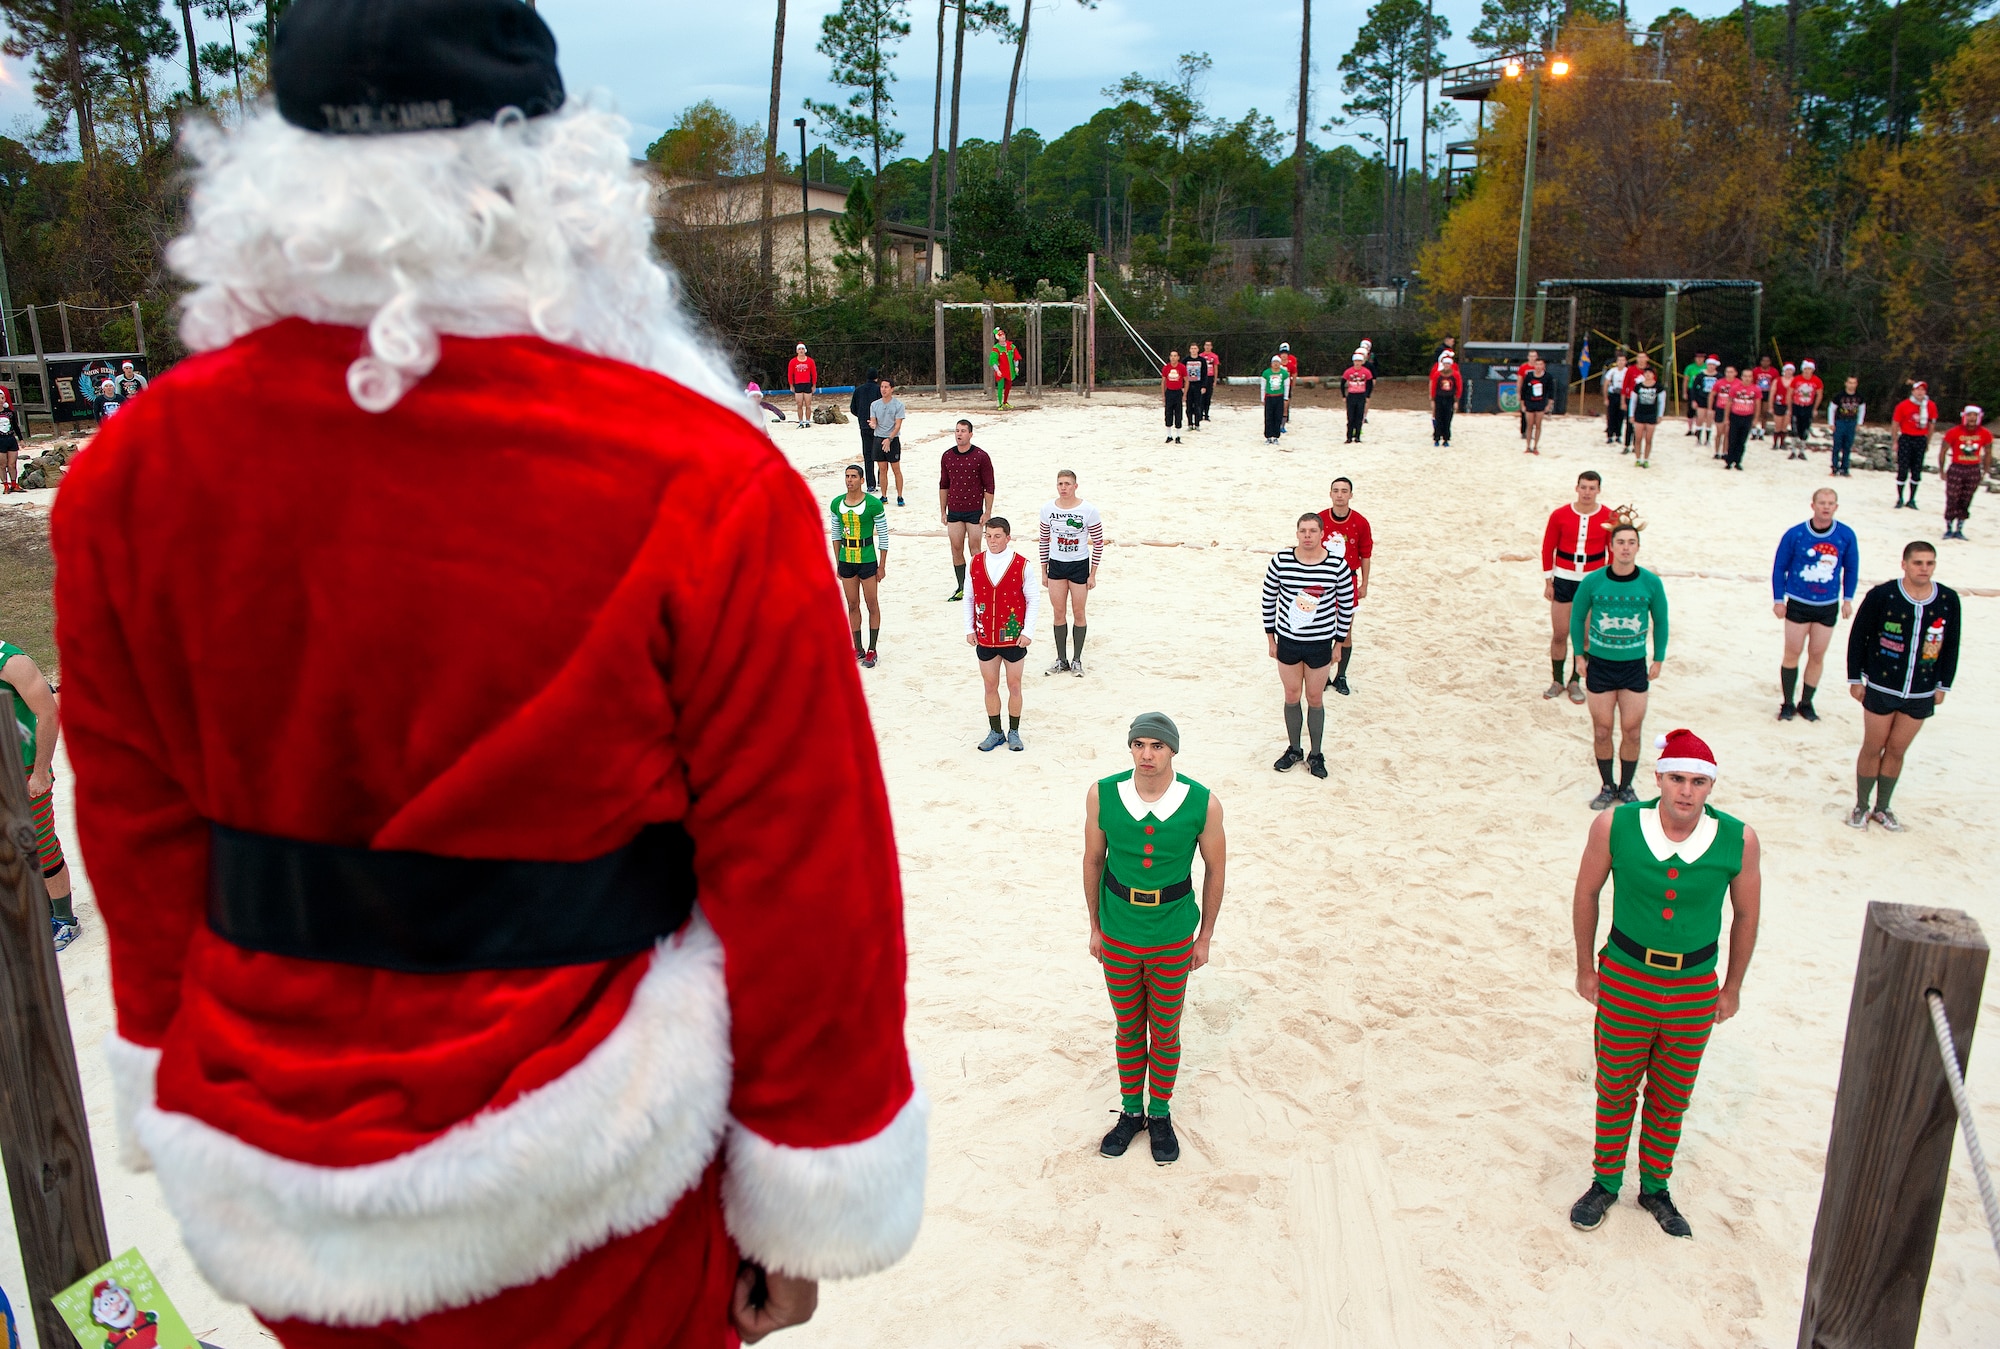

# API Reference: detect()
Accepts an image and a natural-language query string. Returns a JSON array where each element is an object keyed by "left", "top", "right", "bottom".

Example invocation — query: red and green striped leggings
[
  {"left": 28, "top": 784, "right": 64, "bottom": 875},
  {"left": 1102, "top": 932, "right": 1193, "bottom": 1117},
  {"left": 1592, "top": 958, "right": 1717, "bottom": 1195}
]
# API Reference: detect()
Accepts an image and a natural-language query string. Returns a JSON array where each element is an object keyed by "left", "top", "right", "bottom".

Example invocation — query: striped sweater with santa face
[{"left": 1260, "top": 548, "right": 1355, "bottom": 643}]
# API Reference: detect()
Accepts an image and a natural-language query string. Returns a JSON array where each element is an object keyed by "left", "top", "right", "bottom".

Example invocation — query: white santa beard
[{"left": 169, "top": 98, "right": 746, "bottom": 420}]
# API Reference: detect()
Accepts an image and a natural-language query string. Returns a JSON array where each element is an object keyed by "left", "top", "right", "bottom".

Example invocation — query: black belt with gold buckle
[
  {"left": 1609, "top": 925, "right": 1717, "bottom": 973},
  {"left": 1105, "top": 871, "right": 1194, "bottom": 908}
]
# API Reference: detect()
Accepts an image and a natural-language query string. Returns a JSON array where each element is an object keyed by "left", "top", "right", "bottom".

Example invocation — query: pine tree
[{"left": 806, "top": 0, "right": 910, "bottom": 287}]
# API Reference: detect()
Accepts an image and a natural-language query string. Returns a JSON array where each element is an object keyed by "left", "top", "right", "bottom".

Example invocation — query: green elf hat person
[
  {"left": 1083, "top": 712, "right": 1228, "bottom": 1167},
  {"left": 1568, "top": 726, "right": 1762, "bottom": 1240},
  {"left": 990, "top": 327, "right": 1019, "bottom": 409}
]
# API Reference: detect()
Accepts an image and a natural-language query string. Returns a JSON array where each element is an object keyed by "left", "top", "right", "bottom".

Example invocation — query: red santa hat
[
  {"left": 1963, "top": 405, "right": 1983, "bottom": 422},
  {"left": 91, "top": 1281, "right": 113, "bottom": 1300},
  {"left": 1654, "top": 728, "right": 1718, "bottom": 780}
]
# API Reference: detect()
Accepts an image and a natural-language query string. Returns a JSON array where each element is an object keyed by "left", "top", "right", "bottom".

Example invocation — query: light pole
[
  {"left": 1508, "top": 54, "right": 1568, "bottom": 342},
  {"left": 795, "top": 116, "right": 811, "bottom": 301}
]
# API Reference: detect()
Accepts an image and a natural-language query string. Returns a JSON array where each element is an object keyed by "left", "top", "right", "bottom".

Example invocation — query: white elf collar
[
  {"left": 1119, "top": 775, "right": 1189, "bottom": 822},
  {"left": 1638, "top": 804, "right": 1717, "bottom": 863}
]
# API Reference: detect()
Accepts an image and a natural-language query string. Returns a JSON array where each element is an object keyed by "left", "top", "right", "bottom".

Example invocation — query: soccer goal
[{"left": 931, "top": 301, "right": 1087, "bottom": 402}]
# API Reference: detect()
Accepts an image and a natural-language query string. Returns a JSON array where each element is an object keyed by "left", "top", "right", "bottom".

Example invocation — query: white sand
[{"left": 9, "top": 396, "right": 2000, "bottom": 1347}]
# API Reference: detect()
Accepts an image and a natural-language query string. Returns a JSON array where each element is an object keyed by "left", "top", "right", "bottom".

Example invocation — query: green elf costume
[
  {"left": 1574, "top": 727, "right": 1750, "bottom": 1240},
  {"left": 829, "top": 487, "right": 889, "bottom": 657},
  {"left": 1093, "top": 713, "right": 1215, "bottom": 1167},
  {"left": 990, "top": 329, "right": 1019, "bottom": 409}
]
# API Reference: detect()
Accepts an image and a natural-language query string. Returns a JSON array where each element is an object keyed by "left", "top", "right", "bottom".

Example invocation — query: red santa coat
[
  {"left": 1540, "top": 503, "right": 1616, "bottom": 581},
  {"left": 53, "top": 318, "right": 923, "bottom": 1348}
]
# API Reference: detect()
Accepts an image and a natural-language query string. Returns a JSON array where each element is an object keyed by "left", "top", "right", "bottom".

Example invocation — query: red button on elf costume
[{"left": 52, "top": 3, "right": 924, "bottom": 1346}]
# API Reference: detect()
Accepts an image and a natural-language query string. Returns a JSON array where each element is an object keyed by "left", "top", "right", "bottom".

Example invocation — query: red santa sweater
[
  {"left": 1541, "top": 503, "right": 1616, "bottom": 580},
  {"left": 53, "top": 318, "right": 923, "bottom": 1346}
]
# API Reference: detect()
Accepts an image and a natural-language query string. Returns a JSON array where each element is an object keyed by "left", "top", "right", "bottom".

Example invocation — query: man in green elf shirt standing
[
  {"left": 1569, "top": 727, "right": 1761, "bottom": 1240},
  {"left": 1571, "top": 522, "right": 1670, "bottom": 809},
  {"left": 1083, "top": 713, "right": 1227, "bottom": 1166},
  {"left": 1259, "top": 355, "right": 1291, "bottom": 445}
]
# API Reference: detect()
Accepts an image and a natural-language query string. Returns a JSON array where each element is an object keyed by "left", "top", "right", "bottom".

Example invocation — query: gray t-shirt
[{"left": 870, "top": 397, "right": 906, "bottom": 440}]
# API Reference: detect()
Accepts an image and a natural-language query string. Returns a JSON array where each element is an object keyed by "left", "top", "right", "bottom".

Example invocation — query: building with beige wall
[{"left": 646, "top": 168, "right": 939, "bottom": 288}]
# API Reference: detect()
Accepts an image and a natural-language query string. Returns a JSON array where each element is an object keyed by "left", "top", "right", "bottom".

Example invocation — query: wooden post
[
  {"left": 934, "top": 301, "right": 945, "bottom": 402},
  {"left": 1084, "top": 254, "right": 1096, "bottom": 399},
  {"left": 132, "top": 299, "right": 145, "bottom": 361},
  {"left": 980, "top": 302, "right": 994, "bottom": 403},
  {"left": 0, "top": 713, "right": 113, "bottom": 1349},
  {"left": 56, "top": 301, "right": 71, "bottom": 354},
  {"left": 26, "top": 305, "right": 48, "bottom": 439},
  {"left": 1798, "top": 902, "right": 1988, "bottom": 1349}
]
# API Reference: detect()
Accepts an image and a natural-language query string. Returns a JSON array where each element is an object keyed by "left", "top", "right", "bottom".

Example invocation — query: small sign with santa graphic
[{"left": 51, "top": 1250, "right": 198, "bottom": 1349}]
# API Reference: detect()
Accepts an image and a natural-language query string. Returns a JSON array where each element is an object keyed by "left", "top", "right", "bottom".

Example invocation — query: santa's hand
[{"left": 732, "top": 1265, "right": 818, "bottom": 1343}]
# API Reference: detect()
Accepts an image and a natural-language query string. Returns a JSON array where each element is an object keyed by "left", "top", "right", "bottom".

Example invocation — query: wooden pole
[
  {"left": 934, "top": 301, "right": 945, "bottom": 401},
  {"left": 26, "top": 306, "right": 48, "bottom": 439},
  {"left": 981, "top": 302, "right": 994, "bottom": 403},
  {"left": 1798, "top": 902, "right": 1988, "bottom": 1349},
  {"left": 0, "top": 714, "right": 113, "bottom": 1349},
  {"left": 56, "top": 301, "right": 71, "bottom": 354},
  {"left": 1085, "top": 253, "right": 1096, "bottom": 399},
  {"left": 132, "top": 300, "right": 145, "bottom": 361}
]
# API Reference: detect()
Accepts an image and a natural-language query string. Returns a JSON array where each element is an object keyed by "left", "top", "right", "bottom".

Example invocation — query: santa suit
[
  {"left": 1542, "top": 503, "right": 1616, "bottom": 591},
  {"left": 54, "top": 318, "right": 925, "bottom": 1348}
]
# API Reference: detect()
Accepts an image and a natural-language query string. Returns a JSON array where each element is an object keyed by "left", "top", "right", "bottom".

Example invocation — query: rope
[
  {"left": 1091, "top": 285, "right": 1164, "bottom": 374},
  {"left": 1926, "top": 990, "right": 2000, "bottom": 1264}
]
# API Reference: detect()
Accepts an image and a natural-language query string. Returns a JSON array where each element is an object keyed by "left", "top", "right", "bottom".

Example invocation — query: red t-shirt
[
  {"left": 1790, "top": 375, "right": 1823, "bottom": 407},
  {"left": 1316, "top": 508, "right": 1374, "bottom": 570},
  {"left": 1621, "top": 365, "right": 1649, "bottom": 398},
  {"left": 1729, "top": 381, "right": 1759, "bottom": 417},
  {"left": 1201, "top": 352, "right": 1219, "bottom": 378},
  {"left": 1944, "top": 425, "right": 1993, "bottom": 465},
  {"left": 1752, "top": 366, "right": 1777, "bottom": 397},
  {"left": 1894, "top": 398, "right": 1939, "bottom": 436},
  {"left": 786, "top": 356, "right": 818, "bottom": 387},
  {"left": 1162, "top": 362, "right": 1186, "bottom": 391},
  {"left": 1343, "top": 365, "right": 1373, "bottom": 396},
  {"left": 1278, "top": 353, "right": 1298, "bottom": 378}
]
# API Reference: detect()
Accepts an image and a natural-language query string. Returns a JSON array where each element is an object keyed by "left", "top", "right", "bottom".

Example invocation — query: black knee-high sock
[
  {"left": 1054, "top": 624, "right": 1069, "bottom": 660},
  {"left": 1619, "top": 756, "right": 1638, "bottom": 788},
  {"left": 989, "top": 712, "right": 1003, "bottom": 733},
  {"left": 852, "top": 628, "right": 864, "bottom": 656},
  {"left": 1009, "top": 713, "right": 1021, "bottom": 730},
  {"left": 1856, "top": 774, "right": 1876, "bottom": 808},
  {"left": 1337, "top": 645, "right": 1353, "bottom": 678},
  {"left": 1072, "top": 625, "right": 1087, "bottom": 658},
  {"left": 1553, "top": 659, "right": 1566, "bottom": 685},
  {"left": 1780, "top": 665, "right": 1798, "bottom": 707},
  {"left": 868, "top": 626, "right": 879, "bottom": 653},
  {"left": 1598, "top": 758, "right": 1615, "bottom": 788},
  {"left": 1800, "top": 682, "right": 1815, "bottom": 710},
  {"left": 954, "top": 563, "right": 966, "bottom": 588},
  {"left": 1284, "top": 702, "right": 1303, "bottom": 749},
  {"left": 1307, "top": 706, "right": 1325, "bottom": 753},
  {"left": 1876, "top": 775, "right": 1899, "bottom": 808}
]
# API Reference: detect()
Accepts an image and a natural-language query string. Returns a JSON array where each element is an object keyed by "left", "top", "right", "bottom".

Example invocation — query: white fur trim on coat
[
  {"left": 102, "top": 1031, "right": 163, "bottom": 1171},
  {"left": 722, "top": 1080, "right": 929, "bottom": 1280},
  {"left": 132, "top": 915, "right": 731, "bottom": 1326}
]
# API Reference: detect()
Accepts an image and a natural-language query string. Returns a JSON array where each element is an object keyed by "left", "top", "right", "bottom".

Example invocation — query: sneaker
[
  {"left": 862, "top": 651, "right": 878, "bottom": 668},
  {"left": 1007, "top": 729, "right": 1025, "bottom": 752},
  {"left": 1589, "top": 785, "right": 1619, "bottom": 811},
  {"left": 1071, "top": 657, "right": 1085, "bottom": 677},
  {"left": 1778, "top": 703, "right": 1796, "bottom": 721},
  {"left": 977, "top": 731, "right": 1006, "bottom": 752},
  {"left": 52, "top": 916, "right": 79, "bottom": 951},
  {"left": 1165, "top": 435, "right": 1173, "bottom": 443},
  {"left": 1637, "top": 1188, "right": 1694, "bottom": 1238},
  {"left": 1569, "top": 1182, "right": 1618, "bottom": 1232},
  {"left": 1147, "top": 1114, "right": 1180, "bottom": 1165},
  {"left": 1845, "top": 804, "right": 1870, "bottom": 829},
  {"left": 1307, "top": 752, "right": 1328, "bottom": 780},
  {"left": 1870, "top": 808, "right": 1904, "bottom": 832},
  {"left": 1331, "top": 674, "right": 1351, "bottom": 696},
  {"left": 1543, "top": 682, "right": 1566, "bottom": 700},
  {"left": 1798, "top": 703, "right": 1819, "bottom": 722},
  {"left": 1045, "top": 658, "right": 1071, "bottom": 676},
  {"left": 1616, "top": 785, "right": 1639, "bottom": 805},
  {"left": 1567, "top": 678, "right": 1586, "bottom": 705},
  {"left": 1273, "top": 746, "right": 1305, "bottom": 773},
  {"left": 896, "top": 496, "right": 906, "bottom": 507},
  {"left": 1100, "top": 1111, "right": 1148, "bottom": 1157},
  {"left": 948, "top": 589, "right": 964, "bottom": 603}
]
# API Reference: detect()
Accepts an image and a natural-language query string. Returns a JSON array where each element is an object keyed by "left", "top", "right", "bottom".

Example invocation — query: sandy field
[{"left": 6, "top": 390, "right": 2000, "bottom": 1348}]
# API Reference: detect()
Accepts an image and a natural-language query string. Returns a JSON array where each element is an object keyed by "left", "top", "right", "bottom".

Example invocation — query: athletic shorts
[
  {"left": 791, "top": 382, "right": 813, "bottom": 395},
  {"left": 1045, "top": 558, "right": 1090, "bottom": 584},
  {"left": 873, "top": 436, "right": 902, "bottom": 463},
  {"left": 1274, "top": 634, "right": 1334, "bottom": 669},
  {"left": 1631, "top": 405, "right": 1660, "bottom": 425},
  {"left": 1785, "top": 598, "right": 1839, "bottom": 628},
  {"left": 27, "top": 784, "right": 64, "bottom": 876},
  {"left": 976, "top": 644, "right": 1027, "bottom": 663},
  {"left": 1585, "top": 656, "right": 1650, "bottom": 694},
  {"left": 836, "top": 558, "right": 878, "bottom": 580},
  {"left": 1862, "top": 687, "right": 1937, "bottom": 720},
  {"left": 1551, "top": 577, "right": 1581, "bottom": 605},
  {"left": 946, "top": 509, "right": 983, "bottom": 524},
  {"left": 1521, "top": 397, "right": 1548, "bottom": 413}
]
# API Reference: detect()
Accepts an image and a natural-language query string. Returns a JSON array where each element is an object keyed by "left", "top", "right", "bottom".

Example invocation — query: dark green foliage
[{"left": 945, "top": 173, "right": 1097, "bottom": 294}]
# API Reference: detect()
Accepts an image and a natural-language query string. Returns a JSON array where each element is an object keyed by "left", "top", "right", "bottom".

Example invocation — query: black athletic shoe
[
  {"left": 1569, "top": 1182, "right": 1618, "bottom": 1231},
  {"left": 948, "top": 589, "right": 964, "bottom": 602},
  {"left": 1589, "top": 785, "right": 1619, "bottom": 811},
  {"left": 1778, "top": 703, "right": 1796, "bottom": 721},
  {"left": 1331, "top": 675, "right": 1351, "bottom": 696},
  {"left": 1637, "top": 1188, "right": 1693, "bottom": 1238},
  {"left": 1148, "top": 1114, "right": 1180, "bottom": 1165},
  {"left": 1798, "top": 703, "right": 1820, "bottom": 722},
  {"left": 1100, "top": 1111, "right": 1147, "bottom": 1157},
  {"left": 1307, "top": 752, "right": 1328, "bottom": 779},
  {"left": 1273, "top": 746, "right": 1305, "bottom": 773},
  {"left": 1616, "top": 786, "right": 1639, "bottom": 805}
]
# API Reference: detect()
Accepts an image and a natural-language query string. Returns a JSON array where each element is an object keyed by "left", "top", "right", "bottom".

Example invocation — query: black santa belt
[
  {"left": 207, "top": 821, "right": 696, "bottom": 973},
  {"left": 1609, "top": 925, "right": 1718, "bottom": 973},
  {"left": 1104, "top": 870, "right": 1194, "bottom": 908}
]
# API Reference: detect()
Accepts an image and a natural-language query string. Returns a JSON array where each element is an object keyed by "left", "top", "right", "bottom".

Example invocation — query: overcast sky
[{"left": 0, "top": 0, "right": 1731, "bottom": 161}]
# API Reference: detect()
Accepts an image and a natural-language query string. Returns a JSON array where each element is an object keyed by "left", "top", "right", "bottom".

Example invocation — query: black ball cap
[{"left": 273, "top": 0, "right": 564, "bottom": 136}]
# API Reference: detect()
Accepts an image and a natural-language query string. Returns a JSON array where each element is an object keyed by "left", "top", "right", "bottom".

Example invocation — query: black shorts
[
  {"left": 1551, "top": 577, "right": 1581, "bottom": 605},
  {"left": 836, "top": 558, "right": 878, "bottom": 580},
  {"left": 1631, "top": 406, "right": 1660, "bottom": 425},
  {"left": 1046, "top": 558, "right": 1091, "bottom": 583},
  {"left": 1522, "top": 398, "right": 1548, "bottom": 413},
  {"left": 976, "top": 644, "right": 1027, "bottom": 663},
  {"left": 946, "top": 509, "right": 983, "bottom": 524},
  {"left": 873, "top": 436, "right": 902, "bottom": 463},
  {"left": 1784, "top": 598, "right": 1838, "bottom": 627},
  {"left": 1585, "top": 656, "right": 1650, "bottom": 694},
  {"left": 1274, "top": 634, "right": 1334, "bottom": 669},
  {"left": 1862, "top": 687, "right": 1937, "bottom": 720},
  {"left": 791, "top": 382, "right": 813, "bottom": 395}
]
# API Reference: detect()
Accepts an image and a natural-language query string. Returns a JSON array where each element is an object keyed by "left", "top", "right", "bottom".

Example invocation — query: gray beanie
[{"left": 1127, "top": 712, "right": 1180, "bottom": 753}]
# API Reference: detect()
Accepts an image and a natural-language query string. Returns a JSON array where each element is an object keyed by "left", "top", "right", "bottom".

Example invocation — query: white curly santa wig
[{"left": 168, "top": 96, "right": 741, "bottom": 415}]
